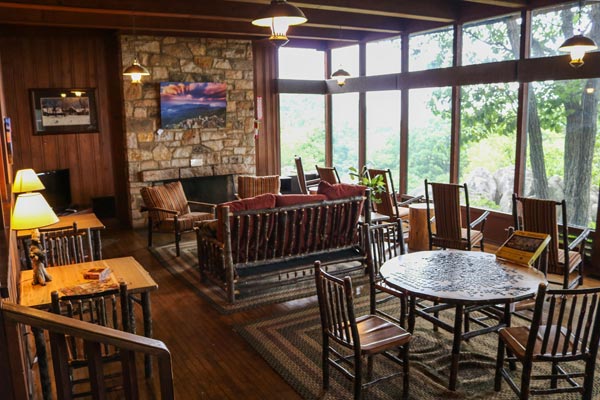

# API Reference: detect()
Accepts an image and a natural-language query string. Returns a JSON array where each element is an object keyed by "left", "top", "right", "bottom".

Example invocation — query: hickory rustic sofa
[{"left": 195, "top": 182, "right": 369, "bottom": 303}]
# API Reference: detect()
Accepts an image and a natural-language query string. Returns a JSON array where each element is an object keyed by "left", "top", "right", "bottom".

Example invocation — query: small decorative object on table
[
  {"left": 60, "top": 280, "right": 119, "bottom": 296},
  {"left": 83, "top": 267, "right": 111, "bottom": 281},
  {"left": 30, "top": 239, "right": 52, "bottom": 286}
]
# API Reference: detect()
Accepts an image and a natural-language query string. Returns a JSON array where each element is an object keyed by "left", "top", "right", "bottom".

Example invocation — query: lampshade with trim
[
  {"left": 252, "top": 0, "right": 307, "bottom": 47},
  {"left": 11, "top": 192, "right": 59, "bottom": 231},
  {"left": 559, "top": 34, "right": 598, "bottom": 68},
  {"left": 332, "top": 68, "right": 351, "bottom": 86},
  {"left": 123, "top": 58, "right": 150, "bottom": 83},
  {"left": 13, "top": 169, "right": 45, "bottom": 193}
]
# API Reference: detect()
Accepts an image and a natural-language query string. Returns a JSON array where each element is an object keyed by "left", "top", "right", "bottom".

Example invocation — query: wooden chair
[
  {"left": 424, "top": 180, "right": 490, "bottom": 251},
  {"left": 50, "top": 282, "right": 132, "bottom": 398},
  {"left": 140, "top": 181, "right": 216, "bottom": 256},
  {"left": 235, "top": 175, "right": 280, "bottom": 199},
  {"left": 512, "top": 194, "right": 589, "bottom": 289},
  {"left": 315, "top": 165, "right": 340, "bottom": 184},
  {"left": 40, "top": 223, "right": 98, "bottom": 266},
  {"left": 366, "top": 221, "right": 407, "bottom": 327},
  {"left": 495, "top": 283, "right": 600, "bottom": 399},
  {"left": 314, "top": 261, "right": 411, "bottom": 400},
  {"left": 294, "top": 155, "right": 320, "bottom": 194}
]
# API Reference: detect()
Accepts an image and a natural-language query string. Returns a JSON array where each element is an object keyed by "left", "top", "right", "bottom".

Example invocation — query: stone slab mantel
[{"left": 140, "top": 164, "right": 254, "bottom": 183}]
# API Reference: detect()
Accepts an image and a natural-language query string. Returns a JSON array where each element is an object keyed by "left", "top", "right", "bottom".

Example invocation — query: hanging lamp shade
[
  {"left": 332, "top": 68, "right": 351, "bottom": 86},
  {"left": 123, "top": 58, "right": 150, "bottom": 83},
  {"left": 252, "top": 0, "right": 307, "bottom": 47},
  {"left": 559, "top": 34, "right": 598, "bottom": 68}
]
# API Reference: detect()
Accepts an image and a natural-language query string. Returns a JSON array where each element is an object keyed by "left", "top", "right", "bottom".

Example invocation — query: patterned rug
[
  {"left": 236, "top": 294, "right": 600, "bottom": 400},
  {"left": 150, "top": 239, "right": 366, "bottom": 314}
]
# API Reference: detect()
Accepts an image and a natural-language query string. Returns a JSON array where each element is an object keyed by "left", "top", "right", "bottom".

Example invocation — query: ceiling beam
[
  {"left": 228, "top": 0, "right": 458, "bottom": 22},
  {"left": 462, "top": 0, "right": 525, "bottom": 7}
]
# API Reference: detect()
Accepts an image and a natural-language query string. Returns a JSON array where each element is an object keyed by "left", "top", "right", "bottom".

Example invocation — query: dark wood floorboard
[{"left": 101, "top": 226, "right": 304, "bottom": 400}]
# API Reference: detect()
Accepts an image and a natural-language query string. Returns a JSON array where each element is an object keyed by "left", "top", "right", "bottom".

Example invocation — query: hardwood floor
[{"left": 101, "top": 226, "right": 304, "bottom": 400}]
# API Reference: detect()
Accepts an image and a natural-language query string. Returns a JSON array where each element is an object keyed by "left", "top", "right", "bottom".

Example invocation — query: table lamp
[
  {"left": 11, "top": 192, "right": 59, "bottom": 285},
  {"left": 12, "top": 168, "right": 45, "bottom": 194}
]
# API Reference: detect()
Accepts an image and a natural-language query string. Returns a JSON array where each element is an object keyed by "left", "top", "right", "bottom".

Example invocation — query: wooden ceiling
[{"left": 0, "top": 0, "right": 574, "bottom": 47}]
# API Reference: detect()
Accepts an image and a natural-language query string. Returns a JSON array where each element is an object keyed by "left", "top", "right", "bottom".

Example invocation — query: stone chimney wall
[{"left": 120, "top": 35, "right": 255, "bottom": 228}]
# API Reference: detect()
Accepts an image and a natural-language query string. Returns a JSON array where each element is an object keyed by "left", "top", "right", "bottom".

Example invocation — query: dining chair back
[
  {"left": 315, "top": 165, "right": 340, "bottom": 184},
  {"left": 424, "top": 180, "right": 489, "bottom": 251},
  {"left": 512, "top": 194, "right": 589, "bottom": 289},
  {"left": 366, "top": 222, "right": 407, "bottom": 327},
  {"left": 315, "top": 261, "right": 411, "bottom": 400},
  {"left": 236, "top": 175, "right": 280, "bottom": 199},
  {"left": 50, "top": 282, "right": 131, "bottom": 398},
  {"left": 40, "top": 223, "right": 97, "bottom": 266},
  {"left": 495, "top": 283, "right": 600, "bottom": 399}
]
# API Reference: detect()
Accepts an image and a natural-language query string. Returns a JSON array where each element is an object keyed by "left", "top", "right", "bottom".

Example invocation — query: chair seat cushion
[
  {"left": 397, "top": 207, "right": 409, "bottom": 219},
  {"left": 356, "top": 315, "right": 411, "bottom": 355},
  {"left": 159, "top": 211, "right": 215, "bottom": 232},
  {"left": 499, "top": 325, "right": 581, "bottom": 361},
  {"left": 557, "top": 251, "right": 582, "bottom": 269},
  {"left": 463, "top": 228, "right": 483, "bottom": 245}
]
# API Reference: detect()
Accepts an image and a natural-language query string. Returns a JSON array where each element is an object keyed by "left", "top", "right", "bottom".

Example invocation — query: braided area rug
[{"left": 235, "top": 294, "right": 600, "bottom": 400}]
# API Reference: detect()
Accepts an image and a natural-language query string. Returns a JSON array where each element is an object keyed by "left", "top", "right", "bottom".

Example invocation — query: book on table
[
  {"left": 495, "top": 230, "right": 551, "bottom": 267},
  {"left": 83, "top": 267, "right": 111, "bottom": 281},
  {"left": 59, "top": 278, "right": 119, "bottom": 297}
]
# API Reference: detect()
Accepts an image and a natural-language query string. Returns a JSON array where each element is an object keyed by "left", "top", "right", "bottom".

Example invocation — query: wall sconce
[
  {"left": 123, "top": 57, "right": 150, "bottom": 84},
  {"left": 558, "top": 1, "right": 598, "bottom": 68},
  {"left": 332, "top": 68, "right": 351, "bottom": 87},
  {"left": 12, "top": 168, "right": 45, "bottom": 194},
  {"left": 252, "top": 0, "right": 307, "bottom": 47}
]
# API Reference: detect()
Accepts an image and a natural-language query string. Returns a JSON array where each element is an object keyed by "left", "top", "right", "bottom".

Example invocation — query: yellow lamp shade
[
  {"left": 11, "top": 192, "right": 59, "bottom": 231},
  {"left": 13, "top": 169, "right": 45, "bottom": 193}
]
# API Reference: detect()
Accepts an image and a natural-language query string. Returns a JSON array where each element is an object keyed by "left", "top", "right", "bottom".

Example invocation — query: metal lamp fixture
[
  {"left": 332, "top": 67, "right": 350, "bottom": 86},
  {"left": 252, "top": 0, "right": 307, "bottom": 47},
  {"left": 558, "top": 1, "right": 598, "bottom": 68},
  {"left": 123, "top": 58, "right": 150, "bottom": 84}
]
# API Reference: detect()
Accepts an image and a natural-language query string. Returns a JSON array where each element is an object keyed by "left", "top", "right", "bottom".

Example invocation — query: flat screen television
[{"left": 37, "top": 168, "right": 72, "bottom": 213}]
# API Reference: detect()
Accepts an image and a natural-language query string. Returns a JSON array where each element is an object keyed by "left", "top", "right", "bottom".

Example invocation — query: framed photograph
[
  {"left": 29, "top": 88, "right": 99, "bottom": 134},
  {"left": 160, "top": 82, "right": 226, "bottom": 129}
]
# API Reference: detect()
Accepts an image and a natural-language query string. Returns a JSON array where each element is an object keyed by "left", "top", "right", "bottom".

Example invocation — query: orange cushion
[
  {"left": 216, "top": 194, "right": 277, "bottom": 241},
  {"left": 275, "top": 194, "right": 327, "bottom": 207}
]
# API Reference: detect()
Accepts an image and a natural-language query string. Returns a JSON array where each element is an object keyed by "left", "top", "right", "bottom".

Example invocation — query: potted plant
[{"left": 348, "top": 166, "right": 386, "bottom": 204}]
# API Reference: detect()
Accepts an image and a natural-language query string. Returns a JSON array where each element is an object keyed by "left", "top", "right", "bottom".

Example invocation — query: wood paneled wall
[{"left": 0, "top": 26, "right": 125, "bottom": 217}]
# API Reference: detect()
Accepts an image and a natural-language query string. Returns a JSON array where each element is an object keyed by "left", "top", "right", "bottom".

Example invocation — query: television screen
[{"left": 37, "top": 169, "right": 72, "bottom": 212}]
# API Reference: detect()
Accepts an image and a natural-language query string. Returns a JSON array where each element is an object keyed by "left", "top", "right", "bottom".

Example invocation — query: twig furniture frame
[{"left": 196, "top": 195, "right": 369, "bottom": 303}]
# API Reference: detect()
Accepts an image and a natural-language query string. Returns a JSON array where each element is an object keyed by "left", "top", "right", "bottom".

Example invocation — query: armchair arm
[
  {"left": 188, "top": 201, "right": 217, "bottom": 215},
  {"left": 141, "top": 205, "right": 178, "bottom": 215},
  {"left": 397, "top": 194, "right": 424, "bottom": 207},
  {"left": 568, "top": 227, "right": 590, "bottom": 253},
  {"left": 469, "top": 210, "right": 490, "bottom": 229}
]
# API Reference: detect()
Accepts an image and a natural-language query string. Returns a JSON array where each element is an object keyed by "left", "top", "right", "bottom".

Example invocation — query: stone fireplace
[{"left": 121, "top": 35, "right": 255, "bottom": 228}]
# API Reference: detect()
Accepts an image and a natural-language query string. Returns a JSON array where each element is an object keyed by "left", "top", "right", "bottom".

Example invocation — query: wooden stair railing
[{"left": 0, "top": 300, "right": 174, "bottom": 400}]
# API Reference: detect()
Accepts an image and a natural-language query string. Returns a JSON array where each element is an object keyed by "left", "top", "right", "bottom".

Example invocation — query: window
[
  {"left": 331, "top": 45, "right": 359, "bottom": 78},
  {"left": 278, "top": 47, "right": 324, "bottom": 79},
  {"left": 407, "top": 87, "right": 452, "bottom": 194},
  {"left": 409, "top": 27, "right": 453, "bottom": 72},
  {"left": 525, "top": 79, "right": 600, "bottom": 228},
  {"left": 462, "top": 14, "right": 521, "bottom": 65},
  {"left": 366, "top": 91, "right": 400, "bottom": 186},
  {"left": 367, "top": 37, "right": 401, "bottom": 76},
  {"left": 531, "top": 2, "right": 600, "bottom": 59},
  {"left": 279, "top": 94, "right": 325, "bottom": 176},
  {"left": 332, "top": 93, "right": 359, "bottom": 181},
  {"left": 459, "top": 83, "right": 518, "bottom": 211}
]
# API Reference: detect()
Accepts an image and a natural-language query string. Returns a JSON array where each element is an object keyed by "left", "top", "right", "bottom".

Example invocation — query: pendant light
[
  {"left": 123, "top": 12, "right": 150, "bottom": 83},
  {"left": 252, "top": 0, "right": 307, "bottom": 47},
  {"left": 331, "top": 67, "right": 351, "bottom": 86},
  {"left": 558, "top": 0, "right": 598, "bottom": 68}
]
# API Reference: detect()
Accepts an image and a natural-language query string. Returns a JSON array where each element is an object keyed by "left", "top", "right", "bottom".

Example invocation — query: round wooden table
[{"left": 380, "top": 250, "right": 546, "bottom": 391}]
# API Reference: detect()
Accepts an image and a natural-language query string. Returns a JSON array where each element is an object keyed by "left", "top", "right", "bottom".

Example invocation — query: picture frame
[
  {"left": 29, "top": 88, "right": 99, "bottom": 134},
  {"left": 160, "top": 82, "right": 226, "bottom": 129}
]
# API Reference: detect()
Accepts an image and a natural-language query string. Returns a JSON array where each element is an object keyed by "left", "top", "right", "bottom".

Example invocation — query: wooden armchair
[
  {"left": 235, "top": 175, "right": 280, "bottom": 199},
  {"left": 367, "top": 168, "right": 423, "bottom": 227},
  {"left": 495, "top": 283, "right": 600, "bottom": 399},
  {"left": 294, "top": 155, "right": 320, "bottom": 194},
  {"left": 140, "top": 181, "right": 216, "bottom": 256},
  {"left": 424, "top": 180, "right": 490, "bottom": 251},
  {"left": 512, "top": 194, "right": 590, "bottom": 289}
]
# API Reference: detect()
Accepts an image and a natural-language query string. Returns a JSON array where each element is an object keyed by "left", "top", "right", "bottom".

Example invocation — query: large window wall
[{"left": 276, "top": 3, "right": 600, "bottom": 232}]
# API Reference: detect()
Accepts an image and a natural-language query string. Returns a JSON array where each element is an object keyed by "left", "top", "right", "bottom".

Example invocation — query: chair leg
[
  {"left": 354, "top": 353, "right": 363, "bottom": 400},
  {"left": 402, "top": 343, "right": 410, "bottom": 400},
  {"left": 494, "top": 337, "right": 505, "bottom": 391},
  {"left": 519, "top": 360, "right": 533, "bottom": 400},
  {"left": 147, "top": 218, "right": 153, "bottom": 247},
  {"left": 322, "top": 335, "right": 330, "bottom": 390}
]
